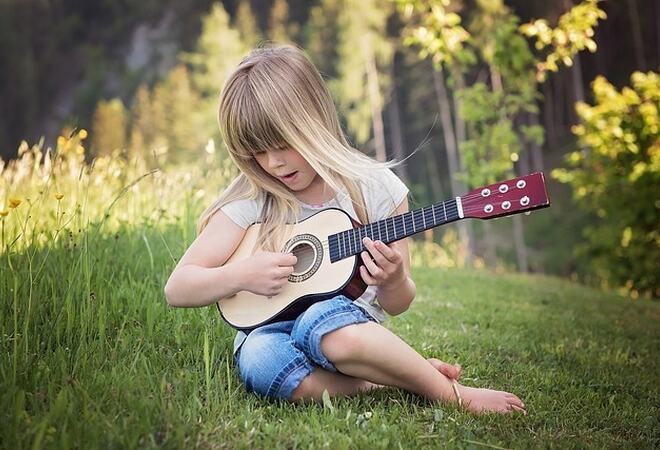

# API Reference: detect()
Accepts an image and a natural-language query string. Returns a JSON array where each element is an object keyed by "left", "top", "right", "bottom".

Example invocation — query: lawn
[{"left": 1, "top": 222, "right": 658, "bottom": 449}]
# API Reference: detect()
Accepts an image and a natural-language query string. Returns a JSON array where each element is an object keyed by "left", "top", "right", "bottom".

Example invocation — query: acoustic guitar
[{"left": 217, "top": 172, "right": 550, "bottom": 330}]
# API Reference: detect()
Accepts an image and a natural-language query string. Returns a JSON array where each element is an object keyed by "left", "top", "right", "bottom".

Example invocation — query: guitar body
[{"left": 217, "top": 208, "right": 368, "bottom": 330}]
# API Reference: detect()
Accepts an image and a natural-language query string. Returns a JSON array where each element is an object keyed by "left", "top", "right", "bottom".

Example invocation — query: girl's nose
[{"left": 267, "top": 151, "right": 285, "bottom": 169}]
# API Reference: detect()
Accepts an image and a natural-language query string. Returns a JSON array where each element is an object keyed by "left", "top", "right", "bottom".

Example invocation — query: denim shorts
[{"left": 235, "top": 295, "right": 376, "bottom": 400}]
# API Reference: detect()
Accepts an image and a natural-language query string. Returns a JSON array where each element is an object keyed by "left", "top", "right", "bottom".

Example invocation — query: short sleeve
[
  {"left": 362, "top": 168, "right": 409, "bottom": 221},
  {"left": 219, "top": 197, "right": 261, "bottom": 229}
]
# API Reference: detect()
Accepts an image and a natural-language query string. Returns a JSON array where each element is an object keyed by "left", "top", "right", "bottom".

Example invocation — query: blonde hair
[{"left": 197, "top": 43, "right": 402, "bottom": 252}]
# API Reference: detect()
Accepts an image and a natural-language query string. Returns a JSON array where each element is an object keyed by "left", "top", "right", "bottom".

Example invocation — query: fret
[
  {"left": 442, "top": 201, "right": 447, "bottom": 222},
  {"left": 394, "top": 215, "right": 404, "bottom": 240},
  {"left": 414, "top": 209, "right": 423, "bottom": 231},
  {"left": 432, "top": 204, "right": 437, "bottom": 225},
  {"left": 378, "top": 221, "right": 383, "bottom": 241},
  {"left": 385, "top": 218, "right": 390, "bottom": 242},
  {"left": 422, "top": 207, "right": 426, "bottom": 229},
  {"left": 446, "top": 200, "right": 455, "bottom": 220},
  {"left": 403, "top": 212, "right": 407, "bottom": 235}
]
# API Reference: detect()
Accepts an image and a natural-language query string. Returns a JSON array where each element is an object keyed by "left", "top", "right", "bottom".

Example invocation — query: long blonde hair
[{"left": 197, "top": 43, "right": 402, "bottom": 252}]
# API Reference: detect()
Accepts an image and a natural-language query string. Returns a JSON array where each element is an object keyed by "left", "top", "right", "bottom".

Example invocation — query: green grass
[{"left": 1, "top": 221, "right": 658, "bottom": 449}]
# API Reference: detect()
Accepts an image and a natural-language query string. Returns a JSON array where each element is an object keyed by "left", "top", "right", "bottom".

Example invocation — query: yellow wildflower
[
  {"left": 78, "top": 129, "right": 88, "bottom": 140},
  {"left": 8, "top": 198, "right": 21, "bottom": 208},
  {"left": 0, "top": 209, "right": 8, "bottom": 217},
  {"left": 55, "top": 193, "right": 64, "bottom": 200}
]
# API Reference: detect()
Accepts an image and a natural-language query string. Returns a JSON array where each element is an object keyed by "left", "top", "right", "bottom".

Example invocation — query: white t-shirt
[{"left": 219, "top": 167, "right": 409, "bottom": 354}]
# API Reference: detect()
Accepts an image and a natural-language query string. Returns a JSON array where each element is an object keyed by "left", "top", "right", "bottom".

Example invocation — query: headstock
[{"left": 460, "top": 172, "right": 550, "bottom": 219}]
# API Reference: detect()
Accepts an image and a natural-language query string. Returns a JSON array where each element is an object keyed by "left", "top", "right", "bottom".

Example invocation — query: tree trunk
[
  {"left": 570, "top": 53, "right": 584, "bottom": 125},
  {"left": 626, "top": 0, "right": 647, "bottom": 70},
  {"left": 425, "top": 151, "right": 445, "bottom": 206},
  {"left": 553, "top": 71, "right": 566, "bottom": 134},
  {"left": 450, "top": 65, "right": 476, "bottom": 260},
  {"left": 364, "top": 42, "right": 387, "bottom": 162},
  {"left": 542, "top": 79, "right": 556, "bottom": 156},
  {"left": 482, "top": 220, "right": 497, "bottom": 269},
  {"left": 512, "top": 214, "right": 529, "bottom": 273},
  {"left": 431, "top": 64, "right": 473, "bottom": 266},
  {"left": 528, "top": 112, "right": 544, "bottom": 172},
  {"left": 387, "top": 60, "right": 408, "bottom": 182},
  {"left": 491, "top": 65, "right": 529, "bottom": 273}
]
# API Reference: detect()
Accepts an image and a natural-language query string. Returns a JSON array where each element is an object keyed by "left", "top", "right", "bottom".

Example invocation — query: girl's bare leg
[
  {"left": 319, "top": 322, "right": 526, "bottom": 415},
  {"left": 291, "top": 358, "right": 462, "bottom": 403},
  {"left": 291, "top": 368, "right": 379, "bottom": 402}
]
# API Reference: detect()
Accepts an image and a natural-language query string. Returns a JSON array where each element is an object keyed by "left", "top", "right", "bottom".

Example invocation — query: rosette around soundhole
[{"left": 284, "top": 233, "right": 323, "bottom": 283}]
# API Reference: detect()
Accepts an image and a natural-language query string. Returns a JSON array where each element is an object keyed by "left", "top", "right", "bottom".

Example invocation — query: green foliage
[
  {"left": 305, "top": 0, "right": 343, "bottom": 78},
  {"left": 181, "top": 3, "right": 249, "bottom": 158},
  {"left": 123, "top": 3, "right": 250, "bottom": 166},
  {"left": 520, "top": 0, "right": 606, "bottom": 81},
  {"left": 91, "top": 99, "right": 128, "bottom": 156},
  {"left": 184, "top": 3, "right": 248, "bottom": 99},
  {"left": 329, "top": 0, "right": 394, "bottom": 146},
  {"left": 268, "top": 0, "right": 295, "bottom": 43},
  {"left": 553, "top": 71, "right": 660, "bottom": 298},
  {"left": 235, "top": 0, "right": 262, "bottom": 48},
  {"left": 153, "top": 65, "right": 207, "bottom": 165},
  {"left": 396, "top": 0, "right": 474, "bottom": 70},
  {"left": 457, "top": 84, "right": 520, "bottom": 186}
]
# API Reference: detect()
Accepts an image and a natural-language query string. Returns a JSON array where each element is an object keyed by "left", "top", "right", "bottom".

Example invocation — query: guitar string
[{"left": 285, "top": 194, "right": 534, "bottom": 257}]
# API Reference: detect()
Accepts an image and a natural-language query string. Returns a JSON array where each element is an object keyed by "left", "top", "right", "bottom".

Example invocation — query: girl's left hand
[{"left": 360, "top": 237, "right": 406, "bottom": 289}]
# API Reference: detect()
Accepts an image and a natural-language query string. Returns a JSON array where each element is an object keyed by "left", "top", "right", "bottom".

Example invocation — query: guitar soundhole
[
  {"left": 283, "top": 234, "right": 323, "bottom": 283},
  {"left": 291, "top": 242, "right": 315, "bottom": 274}
]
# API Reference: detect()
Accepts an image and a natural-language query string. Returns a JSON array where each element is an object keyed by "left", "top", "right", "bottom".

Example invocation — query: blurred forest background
[{"left": 0, "top": 0, "right": 658, "bottom": 298}]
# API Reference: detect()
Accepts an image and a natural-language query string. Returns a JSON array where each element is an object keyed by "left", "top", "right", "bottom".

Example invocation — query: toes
[
  {"left": 428, "top": 358, "right": 462, "bottom": 380},
  {"left": 506, "top": 394, "right": 525, "bottom": 409}
]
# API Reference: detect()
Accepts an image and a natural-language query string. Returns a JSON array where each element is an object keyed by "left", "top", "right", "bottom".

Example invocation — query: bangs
[{"left": 228, "top": 84, "right": 290, "bottom": 160}]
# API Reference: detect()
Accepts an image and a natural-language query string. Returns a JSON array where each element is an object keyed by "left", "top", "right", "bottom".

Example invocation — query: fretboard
[{"left": 328, "top": 198, "right": 461, "bottom": 263}]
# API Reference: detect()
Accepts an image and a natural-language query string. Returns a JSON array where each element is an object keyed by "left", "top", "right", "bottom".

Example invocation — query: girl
[{"left": 164, "top": 44, "right": 526, "bottom": 415}]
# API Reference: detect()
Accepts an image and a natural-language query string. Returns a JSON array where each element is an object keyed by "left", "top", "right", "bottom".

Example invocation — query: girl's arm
[{"left": 164, "top": 211, "right": 248, "bottom": 308}]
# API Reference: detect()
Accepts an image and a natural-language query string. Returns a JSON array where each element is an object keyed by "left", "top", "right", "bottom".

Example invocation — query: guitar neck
[
  {"left": 328, "top": 172, "right": 551, "bottom": 263},
  {"left": 328, "top": 198, "right": 462, "bottom": 263}
]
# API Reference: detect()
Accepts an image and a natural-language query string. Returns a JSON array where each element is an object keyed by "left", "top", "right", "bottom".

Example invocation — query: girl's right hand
[{"left": 237, "top": 251, "right": 297, "bottom": 297}]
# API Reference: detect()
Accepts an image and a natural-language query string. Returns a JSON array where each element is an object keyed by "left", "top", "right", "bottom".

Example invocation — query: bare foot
[
  {"left": 457, "top": 385, "right": 527, "bottom": 415},
  {"left": 427, "top": 358, "right": 462, "bottom": 380}
]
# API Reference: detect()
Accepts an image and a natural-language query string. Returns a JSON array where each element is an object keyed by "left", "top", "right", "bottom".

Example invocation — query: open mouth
[{"left": 280, "top": 171, "right": 298, "bottom": 181}]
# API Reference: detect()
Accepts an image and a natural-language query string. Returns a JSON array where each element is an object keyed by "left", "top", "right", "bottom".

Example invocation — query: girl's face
[{"left": 254, "top": 147, "right": 318, "bottom": 192}]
